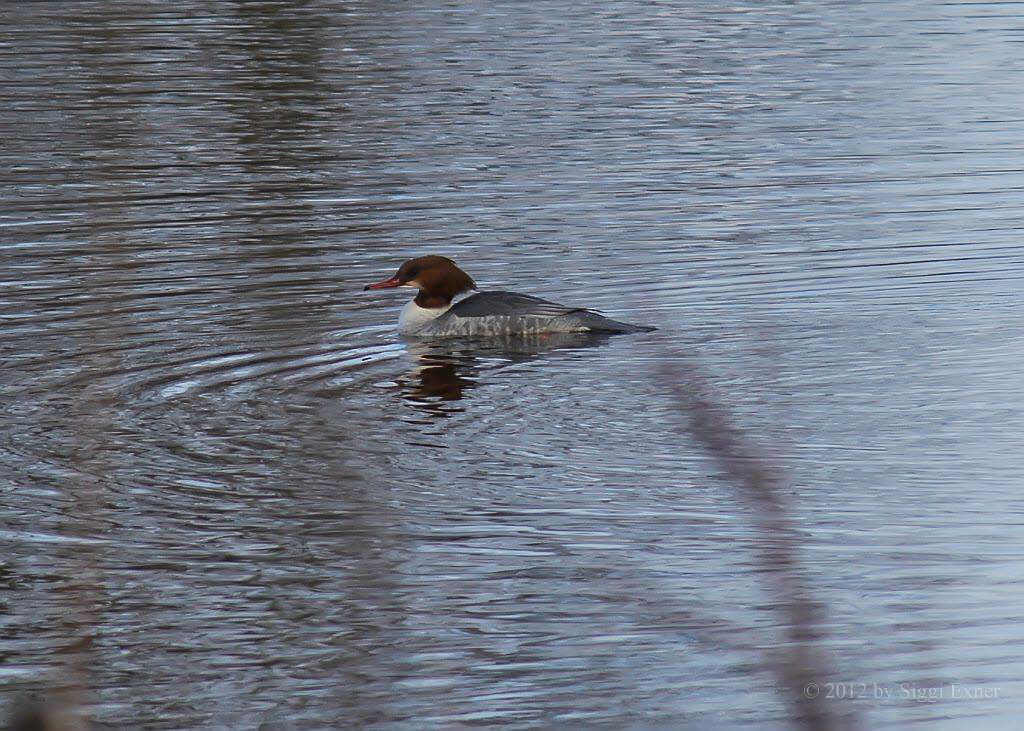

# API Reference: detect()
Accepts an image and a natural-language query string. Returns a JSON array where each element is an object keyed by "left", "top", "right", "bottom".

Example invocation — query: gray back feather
[
  {"left": 412, "top": 290, "right": 655, "bottom": 337},
  {"left": 446, "top": 291, "right": 585, "bottom": 319}
]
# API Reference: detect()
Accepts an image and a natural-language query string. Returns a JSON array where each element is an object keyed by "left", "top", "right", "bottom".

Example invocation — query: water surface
[{"left": 3, "top": 1, "right": 1024, "bottom": 727}]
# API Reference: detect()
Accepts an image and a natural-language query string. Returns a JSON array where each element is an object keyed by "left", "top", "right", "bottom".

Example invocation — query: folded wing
[
  {"left": 413, "top": 291, "right": 654, "bottom": 337},
  {"left": 447, "top": 291, "right": 587, "bottom": 319}
]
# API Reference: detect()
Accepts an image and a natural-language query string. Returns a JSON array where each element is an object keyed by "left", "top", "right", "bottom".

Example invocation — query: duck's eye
[{"left": 405, "top": 268, "right": 419, "bottom": 279}]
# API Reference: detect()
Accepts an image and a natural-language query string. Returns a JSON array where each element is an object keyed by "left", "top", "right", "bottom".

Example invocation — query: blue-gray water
[{"left": 3, "top": 1, "right": 1024, "bottom": 728}]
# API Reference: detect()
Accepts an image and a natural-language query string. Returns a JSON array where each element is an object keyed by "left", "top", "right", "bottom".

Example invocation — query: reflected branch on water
[{"left": 660, "top": 353, "right": 846, "bottom": 731}]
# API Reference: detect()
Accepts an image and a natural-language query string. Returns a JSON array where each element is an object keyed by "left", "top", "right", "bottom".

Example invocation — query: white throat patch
[{"left": 398, "top": 299, "right": 451, "bottom": 334}]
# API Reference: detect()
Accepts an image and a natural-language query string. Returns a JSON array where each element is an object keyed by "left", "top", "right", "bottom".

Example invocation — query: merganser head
[{"left": 363, "top": 255, "right": 477, "bottom": 307}]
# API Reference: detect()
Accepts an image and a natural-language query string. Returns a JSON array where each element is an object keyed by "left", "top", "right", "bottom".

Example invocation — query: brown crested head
[{"left": 363, "top": 255, "right": 476, "bottom": 308}]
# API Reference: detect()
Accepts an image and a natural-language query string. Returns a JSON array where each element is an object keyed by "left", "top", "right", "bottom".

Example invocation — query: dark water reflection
[
  {"left": 397, "top": 334, "right": 617, "bottom": 417},
  {"left": 4, "top": 0, "right": 1024, "bottom": 727}
]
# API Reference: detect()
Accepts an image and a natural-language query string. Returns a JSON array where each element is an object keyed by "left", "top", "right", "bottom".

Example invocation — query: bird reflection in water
[{"left": 397, "top": 332, "right": 616, "bottom": 418}]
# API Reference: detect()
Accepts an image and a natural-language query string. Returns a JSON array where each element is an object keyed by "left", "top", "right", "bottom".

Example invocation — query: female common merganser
[{"left": 363, "top": 255, "right": 655, "bottom": 337}]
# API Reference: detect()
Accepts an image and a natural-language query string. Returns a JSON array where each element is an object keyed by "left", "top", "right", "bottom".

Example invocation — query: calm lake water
[{"left": 3, "top": 1, "right": 1024, "bottom": 728}]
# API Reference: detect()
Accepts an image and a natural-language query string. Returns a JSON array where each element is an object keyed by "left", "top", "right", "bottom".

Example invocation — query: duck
[{"left": 363, "top": 255, "right": 655, "bottom": 337}]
